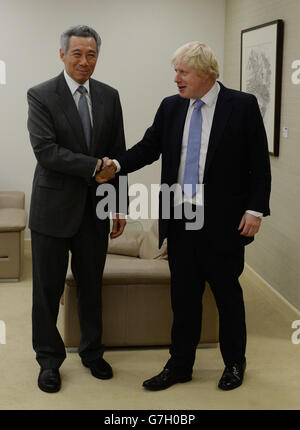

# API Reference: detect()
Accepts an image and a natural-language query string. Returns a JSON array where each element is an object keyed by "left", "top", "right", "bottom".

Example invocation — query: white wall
[
  {"left": 224, "top": 0, "right": 300, "bottom": 310},
  {"left": 0, "top": 0, "right": 225, "bottom": 237}
]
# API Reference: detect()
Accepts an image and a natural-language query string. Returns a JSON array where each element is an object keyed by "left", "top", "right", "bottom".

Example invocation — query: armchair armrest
[{"left": 0, "top": 191, "right": 25, "bottom": 209}]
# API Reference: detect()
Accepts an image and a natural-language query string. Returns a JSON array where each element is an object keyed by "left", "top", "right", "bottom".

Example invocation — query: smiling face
[
  {"left": 60, "top": 36, "right": 98, "bottom": 84},
  {"left": 174, "top": 63, "right": 214, "bottom": 99}
]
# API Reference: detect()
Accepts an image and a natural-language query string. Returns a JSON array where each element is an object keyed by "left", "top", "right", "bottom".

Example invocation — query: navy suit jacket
[
  {"left": 117, "top": 82, "right": 271, "bottom": 248},
  {"left": 27, "top": 72, "right": 126, "bottom": 237}
]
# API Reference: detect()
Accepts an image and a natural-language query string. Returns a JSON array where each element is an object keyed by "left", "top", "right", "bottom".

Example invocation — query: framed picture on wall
[{"left": 240, "top": 19, "right": 284, "bottom": 156}]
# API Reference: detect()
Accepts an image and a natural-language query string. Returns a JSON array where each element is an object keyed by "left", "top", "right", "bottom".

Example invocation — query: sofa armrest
[
  {"left": 0, "top": 208, "right": 27, "bottom": 232},
  {"left": 0, "top": 191, "right": 25, "bottom": 209}
]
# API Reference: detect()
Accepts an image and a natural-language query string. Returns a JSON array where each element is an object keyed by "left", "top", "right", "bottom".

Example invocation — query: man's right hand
[{"left": 95, "top": 158, "right": 117, "bottom": 183}]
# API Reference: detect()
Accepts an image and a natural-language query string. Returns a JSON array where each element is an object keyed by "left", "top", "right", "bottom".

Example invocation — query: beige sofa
[
  {"left": 62, "top": 222, "right": 219, "bottom": 348},
  {"left": 0, "top": 191, "right": 27, "bottom": 281}
]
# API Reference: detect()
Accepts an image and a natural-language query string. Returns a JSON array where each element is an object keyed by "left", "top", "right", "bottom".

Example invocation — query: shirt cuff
[
  {"left": 92, "top": 163, "right": 98, "bottom": 177},
  {"left": 113, "top": 159, "right": 121, "bottom": 173},
  {"left": 115, "top": 213, "right": 126, "bottom": 219},
  {"left": 246, "top": 210, "right": 263, "bottom": 218}
]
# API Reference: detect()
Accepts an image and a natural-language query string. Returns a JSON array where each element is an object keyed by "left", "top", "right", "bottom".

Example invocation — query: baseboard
[
  {"left": 0, "top": 279, "right": 19, "bottom": 283},
  {"left": 24, "top": 238, "right": 31, "bottom": 252},
  {"left": 243, "top": 263, "right": 300, "bottom": 316}
]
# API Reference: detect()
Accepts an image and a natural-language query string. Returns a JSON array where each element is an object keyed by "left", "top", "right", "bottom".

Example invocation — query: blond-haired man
[{"left": 99, "top": 42, "right": 271, "bottom": 391}]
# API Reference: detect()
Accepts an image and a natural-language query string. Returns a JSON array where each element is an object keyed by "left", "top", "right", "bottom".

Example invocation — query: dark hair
[{"left": 60, "top": 25, "right": 101, "bottom": 54}]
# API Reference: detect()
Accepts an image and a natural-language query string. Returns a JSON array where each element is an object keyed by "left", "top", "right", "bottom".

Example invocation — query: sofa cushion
[
  {"left": 66, "top": 254, "right": 170, "bottom": 285},
  {"left": 103, "top": 254, "right": 170, "bottom": 284},
  {"left": 0, "top": 208, "right": 27, "bottom": 232}
]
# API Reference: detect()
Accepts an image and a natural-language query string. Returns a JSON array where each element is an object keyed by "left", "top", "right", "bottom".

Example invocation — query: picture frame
[{"left": 240, "top": 20, "right": 284, "bottom": 156}]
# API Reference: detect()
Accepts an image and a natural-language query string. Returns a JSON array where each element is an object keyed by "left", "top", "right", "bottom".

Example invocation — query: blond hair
[{"left": 172, "top": 42, "right": 219, "bottom": 80}]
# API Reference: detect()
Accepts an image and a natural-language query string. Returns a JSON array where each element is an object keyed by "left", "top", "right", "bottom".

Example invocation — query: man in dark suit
[
  {"left": 27, "top": 25, "right": 126, "bottom": 393},
  {"left": 99, "top": 42, "right": 271, "bottom": 391}
]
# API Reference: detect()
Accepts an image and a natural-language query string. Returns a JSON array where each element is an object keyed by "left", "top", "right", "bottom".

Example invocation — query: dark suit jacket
[
  {"left": 116, "top": 82, "right": 271, "bottom": 248},
  {"left": 27, "top": 72, "right": 126, "bottom": 237}
]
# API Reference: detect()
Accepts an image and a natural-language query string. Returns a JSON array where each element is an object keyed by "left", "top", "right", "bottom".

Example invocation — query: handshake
[{"left": 95, "top": 157, "right": 117, "bottom": 184}]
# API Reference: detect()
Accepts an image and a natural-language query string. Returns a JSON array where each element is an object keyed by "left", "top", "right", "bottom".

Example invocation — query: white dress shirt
[
  {"left": 63, "top": 70, "right": 98, "bottom": 176},
  {"left": 63, "top": 71, "right": 122, "bottom": 218},
  {"left": 63, "top": 70, "right": 93, "bottom": 125},
  {"left": 114, "top": 81, "right": 262, "bottom": 217},
  {"left": 174, "top": 81, "right": 220, "bottom": 206}
]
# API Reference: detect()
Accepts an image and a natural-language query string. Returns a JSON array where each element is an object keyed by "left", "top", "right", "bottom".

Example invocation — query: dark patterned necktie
[{"left": 77, "top": 85, "right": 92, "bottom": 149}]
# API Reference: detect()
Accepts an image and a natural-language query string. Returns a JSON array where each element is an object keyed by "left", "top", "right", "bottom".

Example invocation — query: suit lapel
[
  {"left": 55, "top": 72, "right": 89, "bottom": 153},
  {"left": 203, "top": 83, "right": 233, "bottom": 179},
  {"left": 89, "top": 79, "right": 105, "bottom": 157}
]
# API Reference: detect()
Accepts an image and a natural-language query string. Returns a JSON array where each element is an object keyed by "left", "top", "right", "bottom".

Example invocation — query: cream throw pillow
[
  {"left": 107, "top": 229, "right": 145, "bottom": 257},
  {"left": 139, "top": 221, "right": 168, "bottom": 260}
]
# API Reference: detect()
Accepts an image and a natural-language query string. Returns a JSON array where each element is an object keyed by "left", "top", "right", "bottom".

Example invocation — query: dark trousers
[
  {"left": 165, "top": 213, "right": 246, "bottom": 374},
  {"left": 31, "top": 191, "right": 109, "bottom": 369}
]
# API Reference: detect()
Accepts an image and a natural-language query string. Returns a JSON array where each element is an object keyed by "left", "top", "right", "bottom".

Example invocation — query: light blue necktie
[
  {"left": 77, "top": 85, "right": 92, "bottom": 150},
  {"left": 183, "top": 99, "right": 205, "bottom": 197}
]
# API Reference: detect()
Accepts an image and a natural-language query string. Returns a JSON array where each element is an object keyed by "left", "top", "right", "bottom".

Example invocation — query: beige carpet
[{"left": 0, "top": 247, "right": 299, "bottom": 410}]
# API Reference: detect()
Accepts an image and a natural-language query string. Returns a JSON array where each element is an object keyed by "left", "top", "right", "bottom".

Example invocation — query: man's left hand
[
  {"left": 238, "top": 213, "right": 262, "bottom": 237},
  {"left": 110, "top": 214, "right": 126, "bottom": 239}
]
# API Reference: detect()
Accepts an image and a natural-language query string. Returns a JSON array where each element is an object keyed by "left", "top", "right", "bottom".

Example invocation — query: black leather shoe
[
  {"left": 38, "top": 368, "right": 61, "bottom": 393},
  {"left": 82, "top": 358, "right": 113, "bottom": 380},
  {"left": 143, "top": 368, "right": 192, "bottom": 391},
  {"left": 218, "top": 360, "right": 246, "bottom": 391}
]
